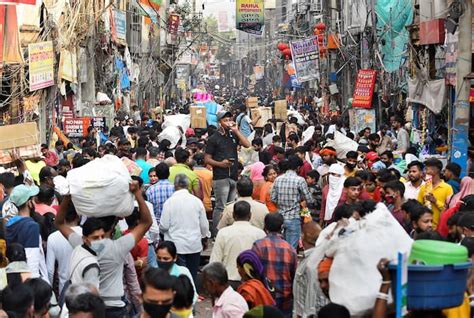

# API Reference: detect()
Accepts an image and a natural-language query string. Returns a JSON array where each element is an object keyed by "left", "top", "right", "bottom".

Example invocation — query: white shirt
[
  {"left": 46, "top": 226, "right": 82, "bottom": 293},
  {"left": 404, "top": 181, "right": 425, "bottom": 200},
  {"left": 159, "top": 189, "right": 209, "bottom": 254},
  {"left": 210, "top": 221, "right": 266, "bottom": 281}
]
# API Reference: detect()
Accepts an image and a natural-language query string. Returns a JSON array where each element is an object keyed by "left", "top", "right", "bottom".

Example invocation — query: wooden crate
[
  {"left": 246, "top": 97, "right": 259, "bottom": 108},
  {"left": 274, "top": 100, "right": 287, "bottom": 120}
]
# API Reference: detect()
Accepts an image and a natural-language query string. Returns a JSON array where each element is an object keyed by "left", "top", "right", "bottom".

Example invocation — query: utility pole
[{"left": 450, "top": 0, "right": 472, "bottom": 175}]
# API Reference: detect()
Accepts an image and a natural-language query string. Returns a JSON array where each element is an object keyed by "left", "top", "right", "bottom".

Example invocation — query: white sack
[
  {"left": 162, "top": 114, "right": 191, "bottom": 130},
  {"left": 67, "top": 155, "right": 134, "bottom": 218},
  {"left": 325, "top": 131, "right": 358, "bottom": 159},
  {"left": 327, "top": 203, "right": 413, "bottom": 316}
]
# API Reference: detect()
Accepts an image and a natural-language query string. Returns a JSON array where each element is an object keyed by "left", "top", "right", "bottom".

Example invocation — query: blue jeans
[
  {"left": 212, "top": 178, "right": 237, "bottom": 237},
  {"left": 283, "top": 218, "right": 301, "bottom": 249},
  {"left": 177, "top": 252, "right": 201, "bottom": 284}
]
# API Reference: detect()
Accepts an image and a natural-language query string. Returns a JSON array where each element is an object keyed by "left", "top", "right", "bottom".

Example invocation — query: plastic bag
[
  {"left": 327, "top": 203, "right": 413, "bottom": 316},
  {"left": 67, "top": 155, "right": 134, "bottom": 218}
]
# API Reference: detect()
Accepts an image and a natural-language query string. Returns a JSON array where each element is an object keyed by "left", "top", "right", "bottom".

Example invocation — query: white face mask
[
  {"left": 328, "top": 175, "right": 341, "bottom": 190},
  {"left": 90, "top": 240, "right": 106, "bottom": 254}
]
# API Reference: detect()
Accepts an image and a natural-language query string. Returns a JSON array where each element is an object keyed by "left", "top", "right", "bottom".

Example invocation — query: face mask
[
  {"left": 346, "top": 163, "right": 357, "bottom": 169},
  {"left": 384, "top": 194, "right": 395, "bottom": 204},
  {"left": 143, "top": 302, "right": 172, "bottom": 318},
  {"left": 90, "top": 240, "right": 106, "bottom": 254},
  {"left": 157, "top": 260, "right": 174, "bottom": 271},
  {"left": 171, "top": 308, "right": 193, "bottom": 318},
  {"left": 328, "top": 175, "right": 341, "bottom": 190}
]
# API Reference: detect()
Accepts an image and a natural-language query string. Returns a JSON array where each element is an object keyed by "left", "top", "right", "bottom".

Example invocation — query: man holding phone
[{"left": 205, "top": 110, "right": 251, "bottom": 237}]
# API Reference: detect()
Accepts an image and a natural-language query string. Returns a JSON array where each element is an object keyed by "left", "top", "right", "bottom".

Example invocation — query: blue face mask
[{"left": 90, "top": 240, "right": 106, "bottom": 254}]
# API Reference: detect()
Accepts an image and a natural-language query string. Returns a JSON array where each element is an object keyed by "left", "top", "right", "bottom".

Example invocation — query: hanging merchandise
[
  {"left": 58, "top": 48, "right": 78, "bottom": 83},
  {"left": 236, "top": 0, "right": 264, "bottom": 35},
  {"left": 289, "top": 36, "right": 320, "bottom": 83},
  {"left": 352, "top": 69, "right": 377, "bottom": 108},
  {"left": 375, "top": 0, "right": 413, "bottom": 72},
  {"left": 115, "top": 57, "right": 130, "bottom": 91}
]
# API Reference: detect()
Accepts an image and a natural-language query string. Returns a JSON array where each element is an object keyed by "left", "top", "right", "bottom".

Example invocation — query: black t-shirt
[{"left": 205, "top": 131, "right": 239, "bottom": 180}]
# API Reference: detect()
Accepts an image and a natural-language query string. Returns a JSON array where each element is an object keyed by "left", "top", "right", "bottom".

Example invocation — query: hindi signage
[
  {"left": 289, "top": 37, "right": 320, "bottom": 83},
  {"left": 352, "top": 69, "right": 377, "bottom": 108},
  {"left": 63, "top": 117, "right": 106, "bottom": 138},
  {"left": 28, "top": 41, "right": 54, "bottom": 91},
  {"left": 236, "top": 0, "right": 264, "bottom": 35}
]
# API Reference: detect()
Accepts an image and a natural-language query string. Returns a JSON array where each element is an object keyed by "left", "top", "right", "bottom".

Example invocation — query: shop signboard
[
  {"left": 28, "top": 41, "right": 54, "bottom": 91},
  {"left": 113, "top": 9, "right": 127, "bottom": 44},
  {"left": 289, "top": 36, "right": 320, "bottom": 83},
  {"left": 236, "top": 0, "right": 264, "bottom": 35},
  {"left": 352, "top": 69, "right": 377, "bottom": 108},
  {"left": 64, "top": 117, "right": 106, "bottom": 138}
]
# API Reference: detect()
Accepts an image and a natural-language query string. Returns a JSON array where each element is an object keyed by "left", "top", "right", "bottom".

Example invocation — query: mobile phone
[{"left": 228, "top": 158, "right": 236, "bottom": 162}]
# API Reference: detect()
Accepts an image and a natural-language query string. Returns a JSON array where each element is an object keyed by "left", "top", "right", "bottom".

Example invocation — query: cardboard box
[
  {"left": 274, "top": 100, "right": 287, "bottom": 120},
  {"left": 0, "top": 122, "right": 39, "bottom": 150},
  {"left": 251, "top": 107, "right": 272, "bottom": 128},
  {"left": 190, "top": 106, "right": 207, "bottom": 129},
  {"left": 246, "top": 97, "right": 259, "bottom": 108},
  {"left": 419, "top": 19, "right": 445, "bottom": 45}
]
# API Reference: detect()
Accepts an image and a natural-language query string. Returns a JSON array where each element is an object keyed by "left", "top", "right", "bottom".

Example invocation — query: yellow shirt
[
  {"left": 442, "top": 293, "right": 470, "bottom": 318},
  {"left": 417, "top": 180, "right": 453, "bottom": 228},
  {"left": 25, "top": 160, "right": 46, "bottom": 185}
]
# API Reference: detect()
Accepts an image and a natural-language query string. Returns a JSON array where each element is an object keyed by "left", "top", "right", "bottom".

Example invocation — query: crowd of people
[{"left": 0, "top": 104, "right": 473, "bottom": 318}]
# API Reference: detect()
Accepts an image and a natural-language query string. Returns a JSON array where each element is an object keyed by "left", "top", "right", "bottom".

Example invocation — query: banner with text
[
  {"left": 28, "top": 41, "right": 54, "bottom": 91},
  {"left": 289, "top": 36, "right": 320, "bottom": 83},
  {"left": 63, "top": 117, "right": 106, "bottom": 138},
  {"left": 352, "top": 69, "right": 377, "bottom": 108},
  {"left": 236, "top": 0, "right": 264, "bottom": 35}
]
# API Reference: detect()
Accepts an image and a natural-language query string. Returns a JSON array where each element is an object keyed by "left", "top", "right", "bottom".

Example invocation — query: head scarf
[
  {"left": 237, "top": 250, "right": 265, "bottom": 282},
  {"left": 324, "top": 164, "right": 345, "bottom": 221},
  {"left": 320, "top": 148, "right": 337, "bottom": 157},
  {"left": 250, "top": 162, "right": 265, "bottom": 182},
  {"left": 318, "top": 257, "right": 334, "bottom": 275},
  {"left": 448, "top": 176, "right": 474, "bottom": 208}
]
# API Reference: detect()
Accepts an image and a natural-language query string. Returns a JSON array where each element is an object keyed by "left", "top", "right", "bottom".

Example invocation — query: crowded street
[{"left": 0, "top": 0, "right": 473, "bottom": 317}]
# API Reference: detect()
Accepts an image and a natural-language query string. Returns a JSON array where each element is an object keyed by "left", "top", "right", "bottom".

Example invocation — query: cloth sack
[{"left": 67, "top": 155, "right": 134, "bottom": 217}]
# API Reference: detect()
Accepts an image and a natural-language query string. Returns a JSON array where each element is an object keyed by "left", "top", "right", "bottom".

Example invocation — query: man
[
  {"left": 55, "top": 140, "right": 65, "bottom": 160},
  {"left": 344, "top": 151, "right": 359, "bottom": 177},
  {"left": 160, "top": 174, "right": 209, "bottom": 283},
  {"left": 252, "top": 138, "right": 272, "bottom": 165},
  {"left": 316, "top": 147, "right": 339, "bottom": 188},
  {"left": 271, "top": 155, "right": 314, "bottom": 248},
  {"left": 252, "top": 213, "right": 297, "bottom": 317},
  {"left": 205, "top": 110, "right": 251, "bottom": 236},
  {"left": 217, "top": 176, "right": 269, "bottom": 231},
  {"left": 5, "top": 184, "right": 49, "bottom": 282},
  {"left": 46, "top": 203, "right": 82, "bottom": 294},
  {"left": 169, "top": 148, "right": 202, "bottom": 198},
  {"left": 368, "top": 133, "right": 381, "bottom": 153},
  {"left": 139, "top": 268, "right": 176, "bottom": 318},
  {"left": 135, "top": 147, "right": 153, "bottom": 184},
  {"left": 340, "top": 177, "right": 370, "bottom": 205},
  {"left": 236, "top": 104, "right": 260, "bottom": 137},
  {"left": 146, "top": 146, "right": 161, "bottom": 167},
  {"left": 202, "top": 262, "right": 249, "bottom": 317},
  {"left": 417, "top": 158, "right": 453, "bottom": 228},
  {"left": 286, "top": 134, "right": 300, "bottom": 150},
  {"left": 146, "top": 163, "right": 175, "bottom": 225},
  {"left": 295, "top": 146, "right": 313, "bottom": 178},
  {"left": 64, "top": 284, "right": 106, "bottom": 318},
  {"left": 193, "top": 153, "right": 214, "bottom": 216},
  {"left": 404, "top": 161, "right": 425, "bottom": 200},
  {"left": 41, "top": 143, "right": 59, "bottom": 167},
  {"left": 1, "top": 283, "right": 35, "bottom": 318},
  {"left": 57, "top": 180, "right": 152, "bottom": 316},
  {"left": 383, "top": 181, "right": 406, "bottom": 226},
  {"left": 444, "top": 162, "right": 462, "bottom": 194},
  {"left": 390, "top": 115, "right": 410, "bottom": 155},
  {"left": 380, "top": 151, "right": 397, "bottom": 170},
  {"left": 293, "top": 222, "right": 328, "bottom": 318},
  {"left": 211, "top": 201, "right": 266, "bottom": 286}
]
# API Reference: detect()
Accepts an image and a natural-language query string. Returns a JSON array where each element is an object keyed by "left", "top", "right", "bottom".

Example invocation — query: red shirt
[
  {"left": 298, "top": 161, "right": 312, "bottom": 179},
  {"left": 44, "top": 151, "right": 59, "bottom": 167},
  {"left": 437, "top": 202, "right": 461, "bottom": 237},
  {"left": 123, "top": 230, "right": 148, "bottom": 261}
]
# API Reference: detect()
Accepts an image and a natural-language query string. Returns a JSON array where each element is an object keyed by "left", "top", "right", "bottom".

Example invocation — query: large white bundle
[
  {"left": 326, "top": 203, "right": 413, "bottom": 316},
  {"left": 325, "top": 131, "right": 358, "bottom": 159},
  {"left": 162, "top": 114, "right": 191, "bottom": 130},
  {"left": 66, "top": 155, "right": 134, "bottom": 218}
]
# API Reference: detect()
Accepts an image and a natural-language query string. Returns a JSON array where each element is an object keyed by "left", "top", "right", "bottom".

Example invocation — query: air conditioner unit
[{"left": 310, "top": 0, "right": 322, "bottom": 13}]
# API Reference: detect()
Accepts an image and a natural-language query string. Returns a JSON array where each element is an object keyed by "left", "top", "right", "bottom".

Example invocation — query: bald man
[{"left": 293, "top": 222, "right": 329, "bottom": 318}]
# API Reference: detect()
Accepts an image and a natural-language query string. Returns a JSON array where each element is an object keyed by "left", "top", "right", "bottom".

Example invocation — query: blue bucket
[{"left": 389, "top": 262, "right": 471, "bottom": 310}]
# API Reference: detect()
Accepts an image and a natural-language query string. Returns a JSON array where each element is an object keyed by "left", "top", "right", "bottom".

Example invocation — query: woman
[
  {"left": 259, "top": 165, "right": 278, "bottom": 213},
  {"left": 249, "top": 162, "right": 266, "bottom": 200},
  {"left": 447, "top": 176, "right": 473, "bottom": 209},
  {"left": 156, "top": 241, "right": 197, "bottom": 305},
  {"left": 236, "top": 250, "right": 275, "bottom": 309}
]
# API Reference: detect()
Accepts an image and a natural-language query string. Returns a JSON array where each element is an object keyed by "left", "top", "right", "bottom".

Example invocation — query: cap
[
  {"left": 185, "top": 128, "right": 195, "bottom": 137},
  {"left": 187, "top": 137, "right": 199, "bottom": 145},
  {"left": 217, "top": 110, "right": 232, "bottom": 121},
  {"left": 10, "top": 184, "right": 39, "bottom": 206},
  {"left": 366, "top": 151, "right": 379, "bottom": 161}
]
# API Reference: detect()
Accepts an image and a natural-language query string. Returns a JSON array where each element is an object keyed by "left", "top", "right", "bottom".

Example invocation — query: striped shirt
[{"left": 146, "top": 179, "right": 175, "bottom": 224}]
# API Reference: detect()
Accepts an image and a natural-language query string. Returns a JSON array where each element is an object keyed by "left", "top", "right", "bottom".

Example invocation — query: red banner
[
  {"left": 0, "top": 0, "right": 36, "bottom": 4},
  {"left": 352, "top": 69, "right": 377, "bottom": 109}
]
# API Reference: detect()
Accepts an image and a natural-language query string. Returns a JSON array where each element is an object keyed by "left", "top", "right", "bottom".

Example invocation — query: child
[{"left": 305, "top": 170, "right": 322, "bottom": 221}]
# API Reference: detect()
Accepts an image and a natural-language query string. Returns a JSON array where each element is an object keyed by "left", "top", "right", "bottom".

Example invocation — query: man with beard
[
  {"left": 404, "top": 161, "right": 424, "bottom": 200},
  {"left": 205, "top": 110, "right": 251, "bottom": 237},
  {"left": 316, "top": 147, "right": 340, "bottom": 188}
]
